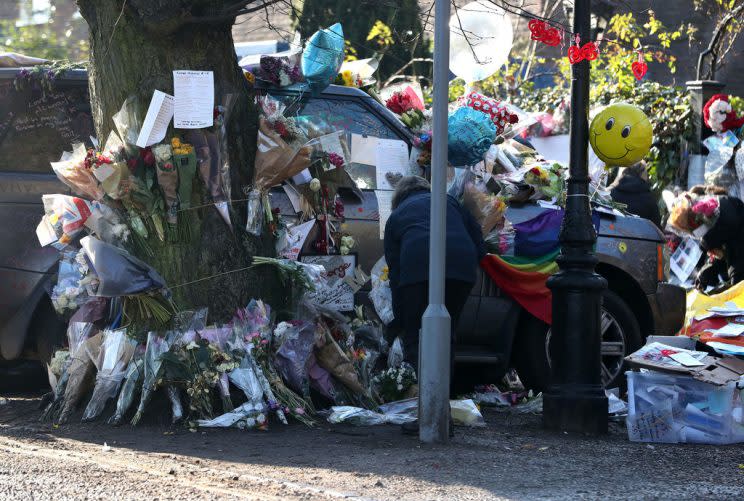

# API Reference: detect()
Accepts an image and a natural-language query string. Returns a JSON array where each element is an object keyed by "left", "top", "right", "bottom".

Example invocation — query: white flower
[
  {"left": 309, "top": 178, "right": 321, "bottom": 192},
  {"left": 340, "top": 245, "right": 349, "bottom": 255},
  {"left": 256, "top": 413, "right": 266, "bottom": 424},
  {"left": 186, "top": 341, "right": 199, "bottom": 350},
  {"left": 279, "top": 72, "right": 292, "bottom": 87},
  {"left": 397, "top": 384, "right": 403, "bottom": 391},
  {"left": 396, "top": 375, "right": 402, "bottom": 383},
  {"left": 246, "top": 417, "right": 256, "bottom": 428},
  {"left": 341, "top": 236, "right": 355, "bottom": 249}
]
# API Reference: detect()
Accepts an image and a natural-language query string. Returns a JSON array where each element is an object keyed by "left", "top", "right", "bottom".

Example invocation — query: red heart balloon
[
  {"left": 567, "top": 45, "right": 582, "bottom": 64},
  {"left": 631, "top": 61, "right": 648, "bottom": 80},
  {"left": 528, "top": 19, "right": 546, "bottom": 41},
  {"left": 542, "top": 28, "right": 561, "bottom": 47},
  {"left": 580, "top": 42, "right": 598, "bottom": 61}
]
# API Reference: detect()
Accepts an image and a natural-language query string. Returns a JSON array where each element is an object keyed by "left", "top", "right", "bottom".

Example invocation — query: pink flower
[
  {"left": 294, "top": 407, "right": 305, "bottom": 415},
  {"left": 692, "top": 198, "right": 719, "bottom": 218},
  {"left": 328, "top": 152, "right": 344, "bottom": 169}
]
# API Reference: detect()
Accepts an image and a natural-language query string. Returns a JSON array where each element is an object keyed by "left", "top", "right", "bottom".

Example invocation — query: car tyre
[{"left": 513, "top": 290, "right": 643, "bottom": 392}]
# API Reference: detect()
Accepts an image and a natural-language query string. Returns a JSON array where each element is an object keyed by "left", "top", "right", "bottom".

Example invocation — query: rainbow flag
[
  {"left": 480, "top": 209, "right": 599, "bottom": 325},
  {"left": 481, "top": 251, "right": 558, "bottom": 325}
]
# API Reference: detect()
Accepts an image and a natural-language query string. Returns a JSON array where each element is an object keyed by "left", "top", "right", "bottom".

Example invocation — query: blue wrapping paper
[
  {"left": 302, "top": 23, "right": 345, "bottom": 95},
  {"left": 447, "top": 107, "right": 497, "bottom": 166}
]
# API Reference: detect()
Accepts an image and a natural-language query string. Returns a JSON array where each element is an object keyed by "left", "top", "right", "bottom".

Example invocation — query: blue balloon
[
  {"left": 447, "top": 107, "right": 497, "bottom": 166},
  {"left": 302, "top": 23, "right": 345, "bottom": 95}
]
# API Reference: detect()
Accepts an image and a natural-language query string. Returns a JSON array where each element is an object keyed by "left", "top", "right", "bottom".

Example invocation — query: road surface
[{"left": 1, "top": 395, "right": 743, "bottom": 500}]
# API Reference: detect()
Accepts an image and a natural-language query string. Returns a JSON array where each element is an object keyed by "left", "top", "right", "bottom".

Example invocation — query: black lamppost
[{"left": 544, "top": 0, "right": 608, "bottom": 434}]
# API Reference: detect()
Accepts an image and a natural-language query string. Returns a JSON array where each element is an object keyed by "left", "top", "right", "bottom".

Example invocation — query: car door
[{"left": 0, "top": 71, "right": 94, "bottom": 359}]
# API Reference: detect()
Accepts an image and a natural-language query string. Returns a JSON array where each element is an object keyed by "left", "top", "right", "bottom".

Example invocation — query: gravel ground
[{"left": 1, "top": 395, "right": 743, "bottom": 500}]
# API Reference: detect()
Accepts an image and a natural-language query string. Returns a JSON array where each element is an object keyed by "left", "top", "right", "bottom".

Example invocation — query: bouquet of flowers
[
  {"left": 50, "top": 143, "right": 105, "bottom": 201},
  {"left": 372, "top": 364, "right": 417, "bottom": 403},
  {"left": 152, "top": 144, "right": 179, "bottom": 224},
  {"left": 171, "top": 137, "right": 197, "bottom": 210},
  {"left": 258, "top": 53, "right": 303, "bottom": 87},
  {"left": 131, "top": 331, "right": 170, "bottom": 425},
  {"left": 108, "top": 352, "right": 144, "bottom": 425},
  {"left": 82, "top": 328, "right": 137, "bottom": 421},
  {"left": 669, "top": 194, "right": 720, "bottom": 235},
  {"left": 462, "top": 182, "right": 507, "bottom": 236},
  {"left": 50, "top": 249, "right": 89, "bottom": 314},
  {"left": 57, "top": 332, "right": 103, "bottom": 423},
  {"left": 523, "top": 165, "right": 550, "bottom": 187},
  {"left": 386, "top": 91, "right": 426, "bottom": 130}
]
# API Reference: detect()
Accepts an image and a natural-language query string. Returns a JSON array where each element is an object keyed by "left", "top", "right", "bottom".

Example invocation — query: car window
[
  {"left": 0, "top": 81, "right": 94, "bottom": 174},
  {"left": 268, "top": 93, "right": 404, "bottom": 189}
]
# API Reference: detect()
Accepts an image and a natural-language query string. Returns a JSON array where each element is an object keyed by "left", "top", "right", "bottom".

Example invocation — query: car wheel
[{"left": 513, "top": 290, "right": 643, "bottom": 392}]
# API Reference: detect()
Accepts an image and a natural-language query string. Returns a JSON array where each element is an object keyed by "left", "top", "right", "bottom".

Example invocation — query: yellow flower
[
  {"left": 340, "top": 70, "right": 354, "bottom": 87},
  {"left": 244, "top": 71, "right": 255, "bottom": 84},
  {"left": 171, "top": 137, "right": 181, "bottom": 148}
]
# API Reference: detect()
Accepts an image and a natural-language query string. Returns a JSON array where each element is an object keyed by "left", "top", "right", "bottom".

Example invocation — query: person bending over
[{"left": 383, "top": 176, "right": 485, "bottom": 376}]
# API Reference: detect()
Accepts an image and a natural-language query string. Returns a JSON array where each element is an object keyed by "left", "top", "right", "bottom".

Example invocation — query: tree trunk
[{"left": 77, "top": 0, "right": 284, "bottom": 323}]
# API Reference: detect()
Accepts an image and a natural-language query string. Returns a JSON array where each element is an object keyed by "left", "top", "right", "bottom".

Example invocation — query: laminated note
[
  {"left": 351, "top": 134, "right": 378, "bottom": 165},
  {"left": 375, "top": 139, "right": 409, "bottom": 190},
  {"left": 173, "top": 70, "right": 214, "bottom": 129},
  {"left": 376, "top": 190, "right": 394, "bottom": 239},
  {"left": 136, "top": 90, "right": 174, "bottom": 147}
]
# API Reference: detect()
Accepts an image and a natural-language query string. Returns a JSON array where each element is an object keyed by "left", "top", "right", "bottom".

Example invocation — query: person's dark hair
[
  {"left": 625, "top": 161, "right": 648, "bottom": 179},
  {"left": 391, "top": 176, "right": 430, "bottom": 209},
  {"left": 690, "top": 184, "right": 728, "bottom": 196}
]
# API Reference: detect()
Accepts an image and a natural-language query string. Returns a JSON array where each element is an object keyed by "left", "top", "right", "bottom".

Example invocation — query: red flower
[
  {"left": 126, "top": 158, "right": 138, "bottom": 171},
  {"left": 386, "top": 92, "right": 415, "bottom": 115},
  {"left": 273, "top": 120, "right": 289, "bottom": 139},
  {"left": 142, "top": 149, "right": 155, "bottom": 166},
  {"left": 327, "top": 152, "right": 344, "bottom": 169}
]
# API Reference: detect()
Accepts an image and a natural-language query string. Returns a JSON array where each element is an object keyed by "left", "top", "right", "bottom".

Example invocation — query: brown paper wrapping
[
  {"left": 254, "top": 117, "right": 312, "bottom": 190},
  {"left": 315, "top": 331, "right": 365, "bottom": 394}
]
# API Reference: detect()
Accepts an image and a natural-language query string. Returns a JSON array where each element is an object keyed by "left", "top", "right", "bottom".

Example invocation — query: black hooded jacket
[
  {"left": 610, "top": 171, "right": 662, "bottom": 228},
  {"left": 698, "top": 196, "right": 744, "bottom": 287}
]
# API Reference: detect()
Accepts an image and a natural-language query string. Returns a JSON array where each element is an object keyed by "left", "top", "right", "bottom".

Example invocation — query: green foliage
[
  {"left": 0, "top": 19, "right": 88, "bottom": 61},
  {"left": 292, "top": 0, "right": 428, "bottom": 82},
  {"left": 592, "top": 82, "right": 693, "bottom": 190},
  {"left": 451, "top": 12, "right": 694, "bottom": 190}
]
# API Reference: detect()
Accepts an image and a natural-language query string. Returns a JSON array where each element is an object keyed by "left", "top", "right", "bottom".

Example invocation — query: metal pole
[
  {"left": 543, "top": 0, "right": 608, "bottom": 434},
  {"left": 419, "top": 0, "right": 451, "bottom": 444}
]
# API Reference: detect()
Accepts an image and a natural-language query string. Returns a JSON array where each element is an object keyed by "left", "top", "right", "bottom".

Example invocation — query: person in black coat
[
  {"left": 609, "top": 162, "right": 662, "bottom": 228},
  {"left": 695, "top": 195, "right": 744, "bottom": 291},
  {"left": 383, "top": 176, "right": 485, "bottom": 374}
]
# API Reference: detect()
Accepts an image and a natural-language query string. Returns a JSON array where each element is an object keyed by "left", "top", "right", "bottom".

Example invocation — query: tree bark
[{"left": 77, "top": 0, "right": 284, "bottom": 322}]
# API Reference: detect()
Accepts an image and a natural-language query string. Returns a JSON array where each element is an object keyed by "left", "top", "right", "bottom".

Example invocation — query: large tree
[{"left": 76, "top": 0, "right": 286, "bottom": 322}]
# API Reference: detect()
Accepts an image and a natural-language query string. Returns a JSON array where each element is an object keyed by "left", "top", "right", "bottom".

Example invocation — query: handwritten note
[
  {"left": 280, "top": 219, "right": 316, "bottom": 261},
  {"left": 173, "top": 70, "right": 214, "bottom": 129},
  {"left": 300, "top": 254, "right": 357, "bottom": 311},
  {"left": 351, "top": 134, "right": 378, "bottom": 165},
  {"left": 375, "top": 190, "right": 394, "bottom": 240},
  {"left": 136, "top": 90, "right": 174, "bottom": 147},
  {"left": 375, "top": 138, "right": 409, "bottom": 190}
]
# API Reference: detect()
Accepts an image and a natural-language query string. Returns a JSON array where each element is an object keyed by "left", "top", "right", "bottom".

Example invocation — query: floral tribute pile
[{"left": 35, "top": 23, "right": 446, "bottom": 431}]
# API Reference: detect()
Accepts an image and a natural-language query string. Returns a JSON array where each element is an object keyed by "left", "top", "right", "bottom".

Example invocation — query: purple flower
[{"left": 19, "top": 69, "right": 29, "bottom": 78}]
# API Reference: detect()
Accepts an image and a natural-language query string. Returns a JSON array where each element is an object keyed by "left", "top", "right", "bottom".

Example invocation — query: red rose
[{"left": 143, "top": 149, "right": 155, "bottom": 166}]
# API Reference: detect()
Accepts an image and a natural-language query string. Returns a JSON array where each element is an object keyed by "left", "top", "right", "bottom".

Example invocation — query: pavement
[{"left": 1, "top": 394, "right": 743, "bottom": 500}]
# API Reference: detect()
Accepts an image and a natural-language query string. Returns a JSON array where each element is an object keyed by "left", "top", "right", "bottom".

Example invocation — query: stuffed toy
[{"left": 703, "top": 94, "right": 744, "bottom": 133}]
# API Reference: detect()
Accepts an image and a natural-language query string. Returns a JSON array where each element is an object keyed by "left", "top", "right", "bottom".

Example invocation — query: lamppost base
[{"left": 543, "top": 384, "right": 608, "bottom": 435}]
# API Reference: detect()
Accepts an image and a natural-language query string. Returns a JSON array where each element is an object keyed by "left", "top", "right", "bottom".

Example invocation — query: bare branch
[{"left": 696, "top": 1, "right": 744, "bottom": 80}]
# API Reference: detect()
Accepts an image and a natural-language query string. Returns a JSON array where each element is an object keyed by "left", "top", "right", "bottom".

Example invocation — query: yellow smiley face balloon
[{"left": 589, "top": 103, "right": 653, "bottom": 166}]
